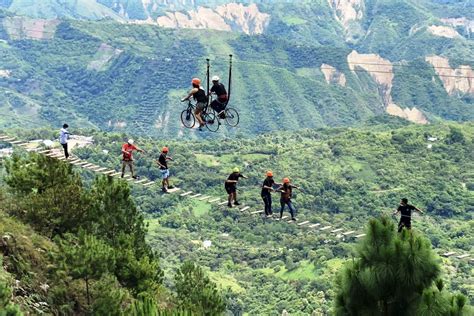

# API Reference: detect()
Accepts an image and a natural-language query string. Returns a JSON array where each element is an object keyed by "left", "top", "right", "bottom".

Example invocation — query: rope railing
[{"left": 0, "top": 134, "right": 471, "bottom": 262}]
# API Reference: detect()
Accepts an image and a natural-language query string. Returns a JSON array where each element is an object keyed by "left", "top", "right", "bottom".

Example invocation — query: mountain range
[{"left": 0, "top": 0, "right": 472, "bottom": 137}]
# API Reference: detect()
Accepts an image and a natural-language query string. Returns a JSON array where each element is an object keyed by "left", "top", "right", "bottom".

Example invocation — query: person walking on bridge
[
  {"left": 59, "top": 124, "right": 70, "bottom": 159},
  {"left": 261, "top": 171, "right": 276, "bottom": 217},
  {"left": 121, "top": 139, "right": 145, "bottom": 179},
  {"left": 225, "top": 167, "right": 247, "bottom": 208},
  {"left": 277, "top": 178, "right": 300, "bottom": 221},
  {"left": 157, "top": 146, "right": 174, "bottom": 193},
  {"left": 392, "top": 198, "right": 424, "bottom": 232}
]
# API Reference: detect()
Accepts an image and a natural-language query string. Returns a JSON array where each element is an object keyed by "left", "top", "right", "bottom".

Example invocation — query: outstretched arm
[
  {"left": 414, "top": 206, "right": 424, "bottom": 214},
  {"left": 135, "top": 146, "right": 146, "bottom": 154}
]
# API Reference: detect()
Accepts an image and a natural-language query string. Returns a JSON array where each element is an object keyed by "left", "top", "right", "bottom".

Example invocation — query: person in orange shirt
[{"left": 121, "top": 139, "right": 145, "bottom": 179}]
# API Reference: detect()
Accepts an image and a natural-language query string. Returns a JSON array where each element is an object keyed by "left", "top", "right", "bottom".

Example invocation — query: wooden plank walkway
[{"left": 2, "top": 134, "right": 472, "bottom": 262}]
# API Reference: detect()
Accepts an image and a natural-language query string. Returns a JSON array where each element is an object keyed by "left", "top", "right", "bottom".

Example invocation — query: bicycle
[
  {"left": 180, "top": 100, "right": 219, "bottom": 132},
  {"left": 209, "top": 96, "right": 240, "bottom": 127}
]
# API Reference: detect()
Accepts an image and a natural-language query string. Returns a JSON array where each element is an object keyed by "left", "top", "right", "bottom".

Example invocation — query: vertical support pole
[
  {"left": 227, "top": 54, "right": 233, "bottom": 104},
  {"left": 206, "top": 58, "right": 210, "bottom": 107}
]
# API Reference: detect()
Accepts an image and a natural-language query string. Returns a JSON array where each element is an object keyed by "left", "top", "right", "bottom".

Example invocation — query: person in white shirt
[{"left": 59, "top": 124, "right": 70, "bottom": 159}]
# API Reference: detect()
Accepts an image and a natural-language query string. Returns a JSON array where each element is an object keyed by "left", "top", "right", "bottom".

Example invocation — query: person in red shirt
[{"left": 121, "top": 139, "right": 145, "bottom": 179}]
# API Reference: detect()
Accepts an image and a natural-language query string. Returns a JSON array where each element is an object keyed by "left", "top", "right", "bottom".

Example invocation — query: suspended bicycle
[
  {"left": 180, "top": 100, "right": 219, "bottom": 132},
  {"left": 209, "top": 95, "right": 240, "bottom": 127}
]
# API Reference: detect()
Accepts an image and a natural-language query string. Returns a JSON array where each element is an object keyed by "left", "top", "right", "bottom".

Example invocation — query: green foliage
[
  {"left": 175, "top": 261, "right": 226, "bottom": 315},
  {"left": 54, "top": 231, "right": 115, "bottom": 306},
  {"left": 1, "top": 154, "right": 170, "bottom": 313},
  {"left": 334, "top": 217, "right": 468, "bottom": 315},
  {"left": 0, "top": 0, "right": 472, "bottom": 136}
]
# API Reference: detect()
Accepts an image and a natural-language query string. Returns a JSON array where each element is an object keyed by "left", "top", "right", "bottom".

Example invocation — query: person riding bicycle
[
  {"left": 182, "top": 78, "right": 208, "bottom": 131},
  {"left": 209, "top": 75, "right": 228, "bottom": 118}
]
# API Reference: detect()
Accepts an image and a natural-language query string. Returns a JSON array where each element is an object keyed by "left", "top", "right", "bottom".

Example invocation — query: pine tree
[
  {"left": 174, "top": 261, "right": 226, "bottom": 316},
  {"left": 334, "top": 216, "right": 469, "bottom": 315},
  {"left": 4, "top": 153, "right": 90, "bottom": 237},
  {"left": 54, "top": 231, "right": 115, "bottom": 308}
]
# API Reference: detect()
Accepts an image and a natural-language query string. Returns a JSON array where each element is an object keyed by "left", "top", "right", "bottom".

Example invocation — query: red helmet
[
  {"left": 283, "top": 177, "right": 290, "bottom": 184},
  {"left": 162, "top": 146, "right": 169, "bottom": 153},
  {"left": 191, "top": 78, "right": 201, "bottom": 86}
]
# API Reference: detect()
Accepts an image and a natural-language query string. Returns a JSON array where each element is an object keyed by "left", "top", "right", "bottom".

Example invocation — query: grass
[
  {"left": 281, "top": 16, "right": 308, "bottom": 26},
  {"left": 192, "top": 200, "right": 211, "bottom": 217},
  {"left": 195, "top": 153, "right": 220, "bottom": 167},
  {"left": 259, "top": 260, "right": 316, "bottom": 280},
  {"left": 208, "top": 270, "right": 245, "bottom": 294}
]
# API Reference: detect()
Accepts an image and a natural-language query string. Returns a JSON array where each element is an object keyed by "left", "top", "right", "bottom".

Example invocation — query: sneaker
[
  {"left": 132, "top": 176, "right": 139, "bottom": 179},
  {"left": 121, "top": 174, "right": 124, "bottom": 178},
  {"left": 227, "top": 203, "right": 232, "bottom": 208},
  {"left": 234, "top": 201, "right": 241, "bottom": 206},
  {"left": 162, "top": 187, "right": 168, "bottom": 193},
  {"left": 198, "top": 126, "right": 203, "bottom": 131},
  {"left": 291, "top": 217, "right": 297, "bottom": 221}
]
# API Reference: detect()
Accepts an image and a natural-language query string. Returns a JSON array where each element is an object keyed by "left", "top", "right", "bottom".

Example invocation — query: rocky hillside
[{"left": 0, "top": 1, "right": 472, "bottom": 135}]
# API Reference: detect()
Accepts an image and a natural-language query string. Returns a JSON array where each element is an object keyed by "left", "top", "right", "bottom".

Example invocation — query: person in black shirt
[
  {"left": 181, "top": 78, "right": 208, "bottom": 131},
  {"left": 225, "top": 167, "right": 247, "bottom": 207},
  {"left": 277, "top": 178, "right": 300, "bottom": 221},
  {"left": 261, "top": 171, "right": 276, "bottom": 217},
  {"left": 157, "top": 146, "right": 173, "bottom": 193},
  {"left": 209, "top": 76, "right": 228, "bottom": 118},
  {"left": 392, "top": 198, "right": 424, "bottom": 232}
]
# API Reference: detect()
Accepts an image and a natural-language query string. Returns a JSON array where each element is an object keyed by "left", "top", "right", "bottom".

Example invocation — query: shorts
[
  {"left": 196, "top": 102, "right": 206, "bottom": 111},
  {"left": 225, "top": 185, "right": 236, "bottom": 194},
  {"left": 160, "top": 169, "right": 170, "bottom": 179},
  {"left": 398, "top": 219, "right": 411, "bottom": 232}
]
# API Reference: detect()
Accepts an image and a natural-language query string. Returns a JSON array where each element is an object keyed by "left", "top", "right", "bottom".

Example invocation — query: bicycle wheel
[
  {"left": 225, "top": 108, "right": 239, "bottom": 127},
  {"left": 204, "top": 111, "right": 219, "bottom": 132},
  {"left": 180, "top": 109, "right": 195, "bottom": 128}
]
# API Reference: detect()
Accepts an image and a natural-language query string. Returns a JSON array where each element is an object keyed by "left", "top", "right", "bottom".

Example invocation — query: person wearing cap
[
  {"left": 277, "top": 178, "right": 300, "bottom": 221},
  {"left": 157, "top": 146, "right": 174, "bottom": 193},
  {"left": 209, "top": 75, "right": 228, "bottom": 118},
  {"left": 121, "top": 139, "right": 145, "bottom": 179},
  {"left": 181, "top": 78, "right": 208, "bottom": 131},
  {"left": 59, "top": 123, "right": 70, "bottom": 159},
  {"left": 261, "top": 171, "right": 276, "bottom": 217},
  {"left": 392, "top": 198, "right": 424, "bottom": 232},
  {"left": 225, "top": 167, "right": 247, "bottom": 207}
]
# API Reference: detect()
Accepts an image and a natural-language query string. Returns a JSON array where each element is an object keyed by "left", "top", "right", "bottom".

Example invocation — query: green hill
[
  {"left": 2, "top": 119, "right": 472, "bottom": 314},
  {"left": 0, "top": 11, "right": 472, "bottom": 137}
]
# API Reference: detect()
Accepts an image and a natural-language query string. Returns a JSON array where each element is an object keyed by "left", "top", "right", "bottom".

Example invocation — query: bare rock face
[
  {"left": 153, "top": 3, "right": 270, "bottom": 35},
  {"left": 0, "top": 70, "right": 11, "bottom": 78},
  {"left": 327, "top": 0, "right": 364, "bottom": 29},
  {"left": 347, "top": 50, "right": 394, "bottom": 104},
  {"left": 441, "top": 17, "right": 474, "bottom": 34},
  {"left": 321, "top": 64, "right": 346, "bottom": 86},
  {"left": 386, "top": 104, "right": 428, "bottom": 124},
  {"left": 2, "top": 17, "right": 60, "bottom": 40},
  {"left": 348, "top": 50, "right": 428, "bottom": 124},
  {"left": 427, "top": 25, "right": 462, "bottom": 39},
  {"left": 87, "top": 43, "right": 123, "bottom": 72},
  {"left": 425, "top": 55, "right": 474, "bottom": 95}
]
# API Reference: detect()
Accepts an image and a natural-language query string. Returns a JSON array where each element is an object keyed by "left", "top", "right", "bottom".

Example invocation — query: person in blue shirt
[{"left": 59, "top": 124, "right": 70, "bottom": 159}]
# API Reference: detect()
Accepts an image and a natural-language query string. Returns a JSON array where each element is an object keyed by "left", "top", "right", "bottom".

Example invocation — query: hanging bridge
[{"left": 0, "top": 134, "right": 472, "bottom": 263}]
